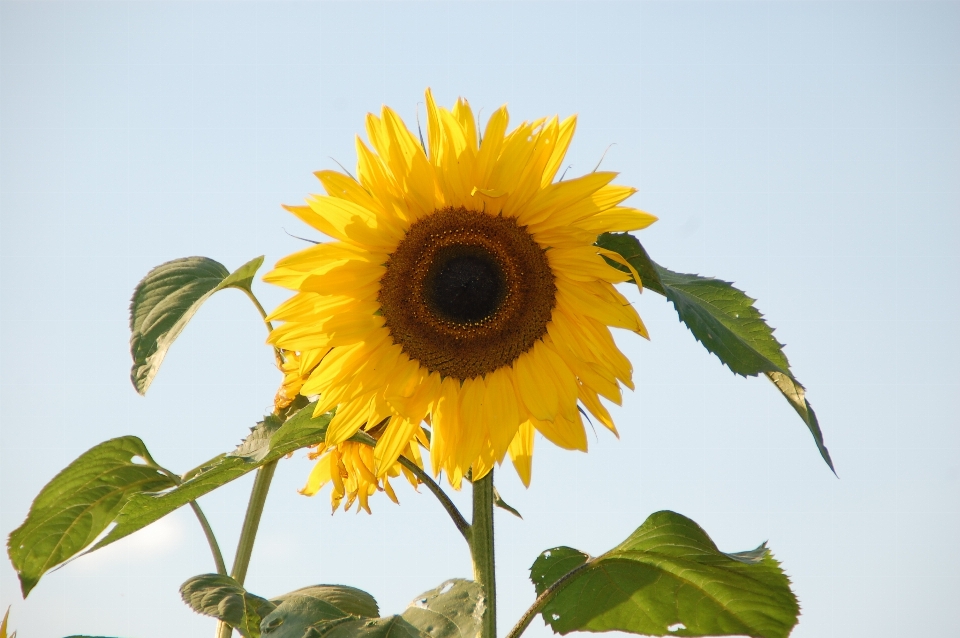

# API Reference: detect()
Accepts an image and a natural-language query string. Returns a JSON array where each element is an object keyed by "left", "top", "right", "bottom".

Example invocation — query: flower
[
  {"left": 300, "top": 436, "right": 425, "bottom": 514},
  {"left": 275, "top": 350, "right": 423, "bottom": 512},
  {"left": 265, "top": 89, "right": 656, "bottom": 489}
]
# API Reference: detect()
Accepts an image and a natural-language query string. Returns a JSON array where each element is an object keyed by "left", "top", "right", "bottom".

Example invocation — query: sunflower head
[{"left": 266, "top": 89, "right": 656, "bottom": 490}]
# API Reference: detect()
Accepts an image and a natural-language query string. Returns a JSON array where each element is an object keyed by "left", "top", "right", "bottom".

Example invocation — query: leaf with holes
[
  {"left": 530, "top": 510, "right": 799, "bottom": 638},
  {"left": 596, "top": 232, "right": 833, "bottom": 472},
  {"left": 129, "top": 255, "right": 264, "bottom": 394},
  {"left": 91, "top": 403, "right": 332, "bottom": 552},
  {"left": 6, "top": 437, "right": 177, "bottom": 597},
  {"left": 400, "top": 579, "right": 484, "bottom": 638},
  {"left": 181, "top": 574, "right": 277, "bottom": 638}
]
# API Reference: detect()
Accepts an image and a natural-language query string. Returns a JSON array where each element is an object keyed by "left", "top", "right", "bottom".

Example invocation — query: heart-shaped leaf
[
  {"left": 7, "top": 437, "right": 176, "bottom": 597},
  {"left": 129, "top": 255, "right": 264, "bottom": 394},
  {"left": 597, "top": 232, "right": 833, "bottom": 472},
  {"left": 530, "top": 510, "right": 799, "bottom": 638}
]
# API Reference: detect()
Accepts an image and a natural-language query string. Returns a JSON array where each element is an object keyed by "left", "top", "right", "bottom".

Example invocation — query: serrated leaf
[
  {"left": 231, "top": 415, "right": 285, "bottom": 463},
  {"left": 597, "top": 232, "right": 834, "bottom": 472},
  {"left": 92, "top": 403, "right": 332, "bottom": 552},
  {"left": 530, "top": 510, "right": 799, "bottom": 638},
  {"left": 261, "top": 586, "right": 379, "bottom": 638},
  {"left": 129, "top": 255, "right": 264, "bottom": 395},
  {"left": 181, "top": 574, "right": 276, "bottom": 638},
  {"left": 6, "top": 437, "right": 176, "bottom": 597}
]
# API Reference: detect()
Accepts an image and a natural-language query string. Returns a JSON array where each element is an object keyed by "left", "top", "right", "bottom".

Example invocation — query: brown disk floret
[{"left": 378, "top": 207, "right": 557, "bottom": 380}]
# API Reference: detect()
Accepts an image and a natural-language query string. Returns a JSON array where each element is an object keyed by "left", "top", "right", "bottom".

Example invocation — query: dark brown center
[{"left": 378, "top": 207, "right": 556, "bottom": 380}]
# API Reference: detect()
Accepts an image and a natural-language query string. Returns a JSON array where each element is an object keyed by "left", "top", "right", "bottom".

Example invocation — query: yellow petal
[
  {"left": 303, "top": 195, "right": 403, "bottom": 251},
  {"left": 457, "top": 377, "right": 488, "bottom": 476},
  {"left": 485, "top": 368, "right": 520, "bottom": 459},
  {"left": 508, "top": 420, "right": 536, "bottom": 487},
  {"left": 515, "top": 344, "right": 559, "bottom": 421},
  {"left": 531, "top": 412, "right": 587, "bottom": 452},
  {"left": 541, "top": 115, "right": 577, "bottom": 186},
  {"left": 374, "top": 416, "right": 419, "bottom": 476}
]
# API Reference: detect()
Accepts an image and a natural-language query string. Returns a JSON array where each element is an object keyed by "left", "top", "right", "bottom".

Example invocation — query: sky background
[{"left": 1, "top": 1, "right": 958, "bottom": 637}]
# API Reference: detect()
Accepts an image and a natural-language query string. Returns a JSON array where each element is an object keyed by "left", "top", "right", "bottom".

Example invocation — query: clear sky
[{"left": 1, "top": 2, "right": 957, "bottom": 637}]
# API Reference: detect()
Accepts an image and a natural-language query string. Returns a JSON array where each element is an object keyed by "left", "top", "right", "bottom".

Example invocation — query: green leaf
[
  {"left": 530, "top": 510, "right": 799, "bottom": 638},
  {"left": 492, "top": 487, "right": 522, "bottom": 519},
  {"left": 597, "top": 232, "right": 834, "bottom": 472},
  {"left": 232, "top": 415, "right": 285, "bottom": 463},
  {"left": 181, "top": 574, "right": 277, "bottom": 638},
  {"left": 129, "top": 255, "right": 264, "bottom": 395},
  {"left": 278, "top": 579, "right": 483, "bottom": 638},
  {"left": 261, "top": 586, "right": 379, "bottom": 638},
  {"left": 400, "top": 579, "right": 484, "bottom": 638},
  {"left": 92, "top": 403, "right": 332, "bottom": 552},
  {"left": 6, "top": 437, "right": 176, "bottom": 597}
]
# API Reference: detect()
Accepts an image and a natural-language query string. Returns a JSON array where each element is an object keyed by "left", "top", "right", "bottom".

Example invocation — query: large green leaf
[
  {"left": 597, "top": 232, "right": 833, "bottom": 472},
  {"left": 272, "top": 579, "right": 482, "bottom": 638},
  {"left": 400, "top": 579, "right": 484, "bottom": 638},
  {"left": 6, "top": 437, "right": 177, "bottom": 597},
  {"left": 181, "top": 574, "right": 277, "bottom": 638},
  {"left": 129, "top": 255, "right": 264, "bottom": 394},
  {"left": 261, "top": 586, "right": 379, "bottom": 638},
  {"left": 530, "top": 511, "right": 799, "bottom": 638},
  {"left": 92, "top": 403, "right": 332, "bottom": 551}
]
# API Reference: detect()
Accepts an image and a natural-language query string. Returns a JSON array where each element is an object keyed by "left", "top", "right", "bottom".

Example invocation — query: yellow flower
[
  {"left": 265, "top": 89, "right": 656, "bottom": 489},
  {"left": 300, "top": 436, "right": 425, "bottom": 514}
]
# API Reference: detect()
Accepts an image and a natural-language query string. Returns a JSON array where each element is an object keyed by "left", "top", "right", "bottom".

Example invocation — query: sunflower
[{"left": 265, "top": 89, "right": 656, "bottom": 489}]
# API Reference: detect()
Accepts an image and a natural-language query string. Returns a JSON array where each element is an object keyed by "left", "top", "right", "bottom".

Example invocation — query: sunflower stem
[
  {"left": 470, "top": 470, "right": 497, "bottom": 638},
  {"left": 215, "top": 459, "right": 279, "bottom": 638}
]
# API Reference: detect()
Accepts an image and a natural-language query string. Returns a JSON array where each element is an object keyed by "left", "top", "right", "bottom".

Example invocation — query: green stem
[
  {"left": 241, "top": 287, "right": 275, "bottom": 333},
  {"left": 188, "top": 501, "right": 228, "bottom": 576},
  {"left": 152, "top": 465, "right": 226, "bottom": 576},
  {"left": 230, "top": 459, "right": 278, "bottom": 586},
  {"left": 503, "top": 558, "right": 594, "bottom": 638},
  {"left": 471, "top": 470, "right": 496, "bottom": 638},
  {"left": 216, "top": 459, "right": 279, "bottom": 638},
  {"left": 395, "top": 454, "right": 470, "bottom": 542}
]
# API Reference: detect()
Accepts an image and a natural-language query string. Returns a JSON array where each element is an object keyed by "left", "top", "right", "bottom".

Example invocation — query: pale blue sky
[{"left": 1, "top": 2, "right": 958, "bottom": 637}]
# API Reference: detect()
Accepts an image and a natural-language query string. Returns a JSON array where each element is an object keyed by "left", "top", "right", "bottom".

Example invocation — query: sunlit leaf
[
  {"left": 285, "top": 579, "right": 482, "bottom": 638},
  {"left": 129, "top": 255, "right": 264, "bottom": 394},
  {"left": 597, "top": 232, "right": 833, "bottom": 472},
  {"left": 530, "top": 511, "right": 799, "bottom": 638},
  {"left": 6, "top": 437, "right": 176, "bottom": 597},
  {"left": 92, "top": 403, "right": 332, "bottom": 551}
]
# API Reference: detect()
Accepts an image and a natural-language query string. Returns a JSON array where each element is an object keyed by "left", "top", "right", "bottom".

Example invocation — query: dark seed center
[{"left": 426, "top": 245, "right": 506, "bottom": 323}]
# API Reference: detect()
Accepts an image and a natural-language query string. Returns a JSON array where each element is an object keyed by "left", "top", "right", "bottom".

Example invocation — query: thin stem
[
  {"left": 395, "top": 455, "right": 470, "bottom": 542},
  {"left": 230, "top": 459, "right": 278, "bottom": 586},
  {"left": 152, "top": 466, "right": 226, "bottom": 576},
  {"left": 504, "top": 559, "right": 595, "bottom": 638},
  {"left": 241, "top": 287, "right": 275, "bottom": 334},
  {"left": 471, "top": 470, "right": 496, "bottom": 638},
  {"left": 188, "top": 502, "right": 228, "bottom": 576}
]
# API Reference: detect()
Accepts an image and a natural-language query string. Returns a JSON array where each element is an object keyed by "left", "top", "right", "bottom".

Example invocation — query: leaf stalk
[{"left": 504, "top": 558, "right": 594, "bottom": 638}]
